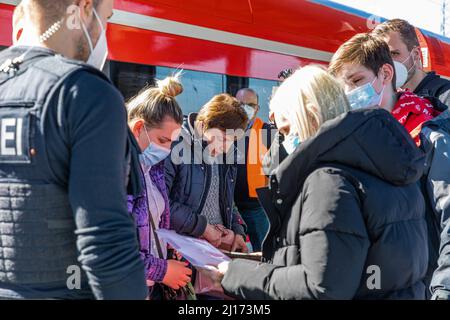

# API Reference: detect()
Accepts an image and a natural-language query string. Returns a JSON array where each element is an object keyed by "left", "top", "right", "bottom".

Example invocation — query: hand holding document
[
  {"left": 156, "top": 229, "right": 231, "bottom": 268},
  {"left": 221, "top": 250, "right": 262, "bottom": 262},
  {"left": 157, "top": 229, "right": 233, "bottom": 298}
]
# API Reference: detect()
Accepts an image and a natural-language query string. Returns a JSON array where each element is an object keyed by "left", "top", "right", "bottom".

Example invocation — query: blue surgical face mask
[
  {"left": 346, "top": 76, "right": 385, "bottom": 110},
  {"left": 282, "top": 133, "right": 301, "bottom": 155},
  {"left": 139, "top": 126, "right": 171, "bottom": 167}
]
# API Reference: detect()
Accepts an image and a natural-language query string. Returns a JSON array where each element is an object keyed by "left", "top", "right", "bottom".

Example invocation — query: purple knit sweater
[{"left": 127, "top": 161, "right": 170, "bottom": 282}]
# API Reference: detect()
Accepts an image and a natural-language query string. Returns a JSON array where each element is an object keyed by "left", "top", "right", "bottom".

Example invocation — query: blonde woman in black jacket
[{"left": 211, "top": 66, "right": 429, "bottom": 300}]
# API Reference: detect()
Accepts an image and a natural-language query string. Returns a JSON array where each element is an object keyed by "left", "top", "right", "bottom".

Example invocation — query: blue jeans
[{"left": 239, "top": 206, "right": 270, "bottom": 252}]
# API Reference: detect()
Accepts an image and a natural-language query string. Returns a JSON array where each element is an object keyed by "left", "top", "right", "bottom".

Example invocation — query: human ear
[
  {"left": 382, "top": 63, "right": 395, "bottom": 85},
  {"left": 130, "top": 119, "right": 145, "bottom": 139}
]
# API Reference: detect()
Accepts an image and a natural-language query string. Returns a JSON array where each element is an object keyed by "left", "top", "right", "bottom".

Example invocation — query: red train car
[{"left": 1, "top": 0, "right": 449, "bottom": 119}]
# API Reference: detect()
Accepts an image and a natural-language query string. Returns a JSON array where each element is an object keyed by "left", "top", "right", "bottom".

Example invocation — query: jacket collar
[
  {"left": 270, "top": 108, "right": 426, "bottom": 215},
  {"left": 415, "top": 71, "right": 440, "bottom": 95}
]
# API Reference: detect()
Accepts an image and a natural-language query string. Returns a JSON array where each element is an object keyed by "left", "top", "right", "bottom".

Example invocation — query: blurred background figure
[{"left": 234, "top": 88, "right": 273, "bottom": 252}]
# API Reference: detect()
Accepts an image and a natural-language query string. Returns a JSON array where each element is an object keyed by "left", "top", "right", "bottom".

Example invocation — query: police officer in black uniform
[{"left": 0, "top": 0, "right": 146, "bottom": 299}]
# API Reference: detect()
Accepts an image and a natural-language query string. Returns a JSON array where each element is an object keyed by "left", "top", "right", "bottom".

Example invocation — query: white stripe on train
[
  {"left": 0, "top": 0, "right": 333, "bottom": 62},
  {"left": 2, "top": 0, "right": 449, "bottom": 78},
  {"left": 108, "top": 9, "right": 334, "bottom": 62}
]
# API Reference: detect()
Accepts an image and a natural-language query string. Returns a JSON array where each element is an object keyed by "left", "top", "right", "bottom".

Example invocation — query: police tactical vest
[{"left": 0, "top": 48, "right": 108, "bottom": 285}]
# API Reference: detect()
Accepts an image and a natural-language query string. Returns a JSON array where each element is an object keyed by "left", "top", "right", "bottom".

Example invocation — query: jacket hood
[
  {"left": 272, "top": 108, "right": 426, "bottom": 212},
  {"left": 177, "top": 113, "right": 198, "bottom": 142}
]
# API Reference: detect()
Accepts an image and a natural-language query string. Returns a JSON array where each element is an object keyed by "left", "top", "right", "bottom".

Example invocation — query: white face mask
[
  {"left": 80, "top": 8, "right": 108, "bottom": 70},
  {"left": 394, "top": 61, "right": 408, "bottom": 88},
  {"left": 400, "top": 49, "right": 417, "bottom": 83},
  {"left": 243, "top": 104, "right": 256, "bottom": 120}
]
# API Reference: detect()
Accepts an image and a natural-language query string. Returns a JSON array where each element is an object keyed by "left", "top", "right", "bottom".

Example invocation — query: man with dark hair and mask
[
  {"left": 0, "top": 0, "right": 147, "bottom": 300},
  {"left": 373, "top": 19, "right": 450, "bottom": 107}
]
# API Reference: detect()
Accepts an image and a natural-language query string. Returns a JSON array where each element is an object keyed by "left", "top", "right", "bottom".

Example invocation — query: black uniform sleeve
[{"left": 54, "top": 71, "right": 147, "bottom": 300}]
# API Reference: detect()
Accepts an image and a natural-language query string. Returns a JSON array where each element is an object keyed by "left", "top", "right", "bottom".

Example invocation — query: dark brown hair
[
  {"left": 197, "top": 94, "right": 248, "bottom": 132},
  {"left": 372, "top": 19, "right": 420, "bottom": 51}
]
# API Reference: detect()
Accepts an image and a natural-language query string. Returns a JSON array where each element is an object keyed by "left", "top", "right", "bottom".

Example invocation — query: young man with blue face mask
[
  {"left": 0, "top": 0, "right": 148, "bottom": 300},
  {"left": 330, "top": 32, "right": 450, "bottom": 300},
  {"left": 234, "top": 88, "right": 274, "bottom": 252},
  {"left": 329, "top": 33, "right": 440, "bottom": 141}
]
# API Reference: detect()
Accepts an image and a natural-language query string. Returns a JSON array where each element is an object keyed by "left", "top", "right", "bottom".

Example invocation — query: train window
[
  {"left": 110, "top": 60, "right": 156, "bottom": 101},
  {"left": 226, "top": 76, "right": 249, "bottom": 97},
  {"left": 108, "top": 60, "right": 278, "bottom": 122},
  {"left": 248, "top": 78, "right": 279, "bottom": 122},
  {"left": 225, "top": 76, "right": 278, "bottom": 122},
  {"left": 156, "top": 66, "right": 225, "bottom": 116}
]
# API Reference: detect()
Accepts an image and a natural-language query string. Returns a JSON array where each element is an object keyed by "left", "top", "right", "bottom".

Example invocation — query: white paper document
[{"left": 156, "top": 229, "right": 231, "bottom": 268}]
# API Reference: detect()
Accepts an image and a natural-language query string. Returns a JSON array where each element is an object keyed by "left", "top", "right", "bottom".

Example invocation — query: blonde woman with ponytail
[
  {"left": 127, "top": 75, "right": 194, "bottom": 300},
  {"left": 216, "top": 66, "right": 428, "bottom": 300}
]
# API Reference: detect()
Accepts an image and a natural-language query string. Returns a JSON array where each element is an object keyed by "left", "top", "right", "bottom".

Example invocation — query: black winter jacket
[{"left": 221, "top": 109, "right": 429, "bottom": 300}]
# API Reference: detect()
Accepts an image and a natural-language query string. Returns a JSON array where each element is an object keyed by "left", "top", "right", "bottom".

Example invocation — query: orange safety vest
[{"left": 246, "top": 117, "right": 269, "bottom": 198}]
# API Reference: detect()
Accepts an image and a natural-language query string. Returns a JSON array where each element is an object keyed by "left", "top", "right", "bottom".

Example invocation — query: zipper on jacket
[
  {"left": 220, "top": 165, "right": 231, "bottom": 229},
  {"left": 197, "top": 164, "right": 210, "bottom": 217}
]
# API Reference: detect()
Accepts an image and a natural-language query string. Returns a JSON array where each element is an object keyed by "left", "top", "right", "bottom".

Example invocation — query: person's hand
[
  {"left": 231, "top": 234, "right": 249, "bottom": 253},
  {"left": 202, "top": 224, "right": 223, "bottom": 248},
  {"left": 218, "top": 261, "right": 230, "bottom": 275},
  {"left": 162, "top": 259, "right": 192, "bottom": 290},
  {"left": 197, "top": 266, "right": 225, "bottom": 293},
  {"left": 173, "top": 249, "right": 183, "bottom": 261},
  {"left": 219, "top": 228, "right": 235, "bottom": 251}
]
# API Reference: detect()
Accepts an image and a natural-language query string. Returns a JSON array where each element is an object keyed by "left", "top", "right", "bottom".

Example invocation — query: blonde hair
[
  {"left": 270, "top": 65, "right": 350, "bottom": 141},
  {"left": 127, "top": 74, "right": 184, "bottom": 127}
]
